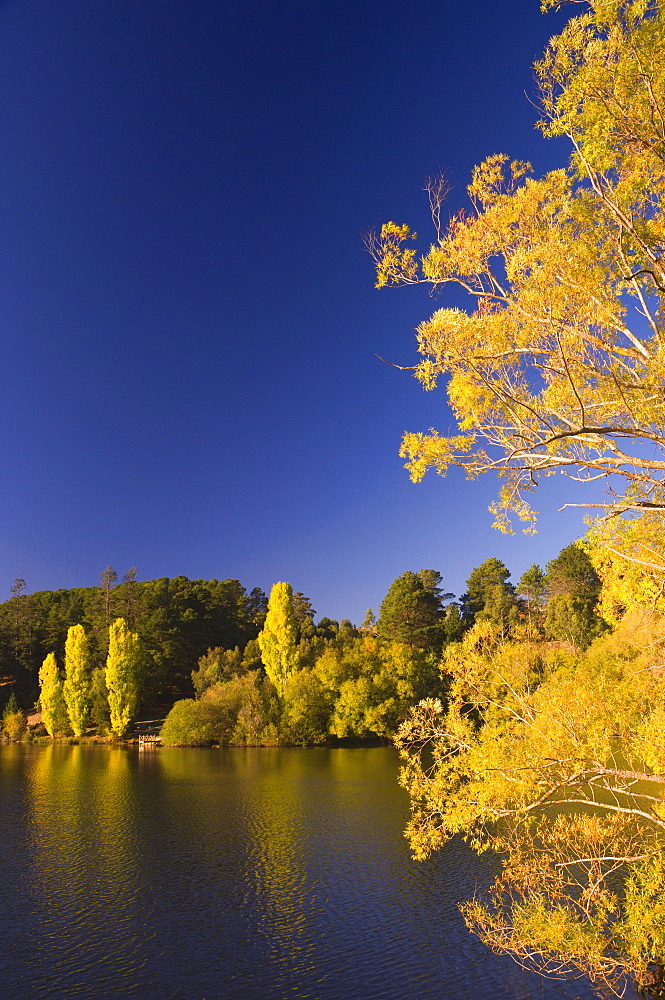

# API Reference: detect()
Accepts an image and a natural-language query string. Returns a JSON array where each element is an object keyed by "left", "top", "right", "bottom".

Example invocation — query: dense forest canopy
[{"left": 0, "top": 571, "right": 268, "bottom": 707}]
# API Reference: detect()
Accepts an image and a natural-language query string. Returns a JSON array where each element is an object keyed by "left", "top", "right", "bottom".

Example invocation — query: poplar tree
[
  {"left": 39, "top": 652, "right": 68, "bottom": 738},
  {"left": 258, "top": 582, "right": 299, "bottom": 697},
  {"left": 106, "top": 617, "right": 143, "bottom": 737},
  {"left": 63, "top": 624, "right": 91, "bottom": 738}
]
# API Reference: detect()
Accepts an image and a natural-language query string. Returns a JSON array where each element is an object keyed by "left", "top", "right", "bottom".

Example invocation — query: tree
[
  {"left": 292, "top": 591, "right": 316, "bottom": 640},
  {"left": 329, "top": 639, "right": 441, "bottom": 740},
  {"left": 241, "top": 637, "right": 263, "bottom": 672},
  {"left": 516, "top": 564, "right": 546, "bottom": 637},
  {"left": 119, "top": 566, "right": 141, "bottom": 628},
  {"left": 441, "top": 603, "right": 466, "bottom": 644},
  {"left": 191, "top": 646, "right": 244, "bottom": 698},
  {"left": 89, "top": 667, "right": 111, "bottom": 735},
  {"left": 257, "top": 582, "right": 299, "bottom": 697},
  {"left": 587, "top": 511, "right": 665, "bottom": 627},
  {"left": 516, "top": 564, "right": 545, "bottom": 611},
  {"left": 544, "top": 542, "right": 603, "bottom": 648},
  {"left": 160, "top": 672, "right": 279, "bottom": 746},
  {"left": 378, "top": 570, "right": 443, "bottom": 649},
  {"left": 159, "top": 698, "right": 218, "bottom": 746},
  {"left": 461, "top": 558, "right": 514, "bottom": 622},
  {"left": 476, "top": 584, "right": 521, "bottom": 636},
  {"left": 418, "top": 569, "right": 453, "bottom": 603},
  {"left": 63, "top": 624, "right": 91, "bottom": 738},
  {"left": 292, "top": 592, "right": 316, "bottom": 626},
  {"left": 545, "top": 593, "right": 602, "bottom": 650},
  {"left": 2, "top": 692, "right": 26, "bottom": 741},
  {"left": 9, "top": 577, "right": 27, "bottom": 651},
  {"left": 315, "top": 616, "right": 341, "bottom": 640},
  {"left": 368, "top": 0, "right": 665, "bottom": 530},
  {"left": 359, "top": 608, "right": 377, "bottom": 634},
  {"left": 246, "top": 586, "right": 268, "bottom": 629},
  {"left": 38, "top": 652, "right": 68, "bottom": 738},
  {"left": 371, "top": 3, "right": 665, "bottom": 994},
  {"left": 545, "top": 542, "right": 600, "bottom": 601},
  {"left": 99, "top": 565, "right": 118, "bottom": 625},
  {"left": 105, "top": 618, "right": 143, "bottom": 737},
  {"left": 395, "top": 620, "right": 665, "bottom": 998},
  {"left": 281, "top": 669, "right": 332, "bottom": 745},
  {"left": 8, "top": 577, "right": 34, "bottom": 689}
]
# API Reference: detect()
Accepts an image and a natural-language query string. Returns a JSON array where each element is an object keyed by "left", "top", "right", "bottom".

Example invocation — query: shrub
[
  {"left": 3, "top": 710, "right": 27, "bottom": 741},
  {"left": 160, "top": 699, "right": 219, "bottom": 746}
]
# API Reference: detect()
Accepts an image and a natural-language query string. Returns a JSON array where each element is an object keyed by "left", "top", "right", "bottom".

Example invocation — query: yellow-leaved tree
[
  {"left": 39, "top": 651, "right": 68, "bottom": 738},
  {"left": 63, "top": 624, "right": 91, "bottom": 739},
  {"left": 396, "top": 621, "right": 665, "bottom": 997},
  {"left": 106, "top": 618, "right": 143, "bottom": 737},
  {"left": 258, "top": 582, "right": 299, "bottom": 697},
  {"left": 375, "top": 2, "right": 665, "bottom": 996},
  {"left": 368, "top": 0, "right": 665, "bottom": 531}
]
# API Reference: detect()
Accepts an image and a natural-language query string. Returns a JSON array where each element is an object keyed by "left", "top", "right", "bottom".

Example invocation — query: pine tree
[
  {"left": 516, "top": 564, "right": 546, "bottom": 638},
  {"left": 257, "top": 582, "right": 299, "bottom": 697},
  {"left": 63, "top": 624, "right": 91, "bottom": 738},
  {"left": 516, "top": 564, "right": 546, "bottom": 611},
  {"left": 292, "top": 592, "right": 316, "bottom": 639},
  {"left": 544, "top": 543, "right": 600, "bottom": 601},
  {"left": 544, "top": 543, "right": 602, "bottom": 649},
  {"left": 461, "top": 558, "right": 515, "bottom": 622},
  {"left": 360, "top": 608, "right": 377, "bottom": 634},
  {"left": 106, "top": 618, "right": 143, "bottom": 737},
  {"left": 377, "top": 571, "right": 443, "bottom": 649}
]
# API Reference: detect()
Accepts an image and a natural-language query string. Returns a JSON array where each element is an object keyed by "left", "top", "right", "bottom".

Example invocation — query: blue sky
[{"left": 0, "top": 0, "right": 601, "bottom": 622}]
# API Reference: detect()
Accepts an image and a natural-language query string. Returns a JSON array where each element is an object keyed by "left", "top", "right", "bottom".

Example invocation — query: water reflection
[
  {"left": 0, "top": 745, "right": 605, "bottom": 1000},
  {"left": 23, "top": 746, "right": 150, "bottom": 996}
]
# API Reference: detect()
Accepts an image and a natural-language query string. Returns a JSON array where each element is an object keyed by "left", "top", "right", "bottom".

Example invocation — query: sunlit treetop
[{"left": 369, "top": 0, "right": 665, "bottom": 530}]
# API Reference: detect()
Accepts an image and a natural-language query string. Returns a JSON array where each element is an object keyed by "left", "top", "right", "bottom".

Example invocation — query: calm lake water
[{"left": 0, "top": 744, "right": 602, "bottom": 1000}]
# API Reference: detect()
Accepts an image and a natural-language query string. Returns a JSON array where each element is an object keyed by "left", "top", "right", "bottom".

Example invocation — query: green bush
[
  {"left": 281, "top": 669, "right": 332, "bottom": 745},
  {"left": 3, "top": 710, "right": 27, "bottom": 741},
  {"left": 160, "top": 699, "right": 219, "bottom": 746},
  {"left": 161, "top": 671, "right": 280, "bottom": 746}
]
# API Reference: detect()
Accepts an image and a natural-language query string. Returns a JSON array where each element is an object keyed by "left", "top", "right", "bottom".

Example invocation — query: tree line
[
  {"left": 0, "top": 541, "right": 602, "bottom": 744},
  {"left": 159, "top": 542, "right": 603, "bottom": 746},
  {"left": 0, "top": 569, "right": 268, "bottom": 710}
]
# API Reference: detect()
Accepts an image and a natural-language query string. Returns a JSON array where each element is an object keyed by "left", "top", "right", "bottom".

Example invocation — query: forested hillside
[
  {"left": 0, "top": 542, "right": 609, "bottom": 746},
  {"left": 0, "top": 571, "right": 268, "bottom": 707}
]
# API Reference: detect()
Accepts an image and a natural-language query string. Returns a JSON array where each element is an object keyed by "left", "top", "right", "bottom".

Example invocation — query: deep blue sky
[{"left": 0, "top": 0, "right": 600, "bottom": 622}]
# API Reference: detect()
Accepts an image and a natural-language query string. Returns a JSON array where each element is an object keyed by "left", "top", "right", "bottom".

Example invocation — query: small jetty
[
  {"left": 135, "top": 721, "right": 164, "bottom": 749},
  {"left": 138, "top": 733, "right": 162, "bottom": 749}
]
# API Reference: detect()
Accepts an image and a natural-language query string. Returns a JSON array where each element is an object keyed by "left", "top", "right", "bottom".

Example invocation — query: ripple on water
[{"left": 0, "top": 745, "right": 612, "bottom": 1000}]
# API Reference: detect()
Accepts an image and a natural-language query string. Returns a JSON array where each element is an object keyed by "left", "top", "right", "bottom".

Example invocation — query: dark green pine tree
[
  {"left": 544, "top": 543, "right": 600, "bottom": 601},
  {"left": 377, "top": 570, "right": 443, "bottom": 650},
  {"left": 461, "top": 557, "right": 515, "bottom": 623},
  {"left": 516, "top": 564, "right": 546, "bottom": 611},
  {"left": 292, "top": 592, "right": 316, "bottom": 640},
  {"left": 544, "top": 543, "right": 603, "bottom": 649}
]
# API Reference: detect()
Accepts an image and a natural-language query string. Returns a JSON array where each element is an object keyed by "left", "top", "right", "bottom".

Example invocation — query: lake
[{"left": 0, "top": 744, "right": 601, "bottom": 1000}]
